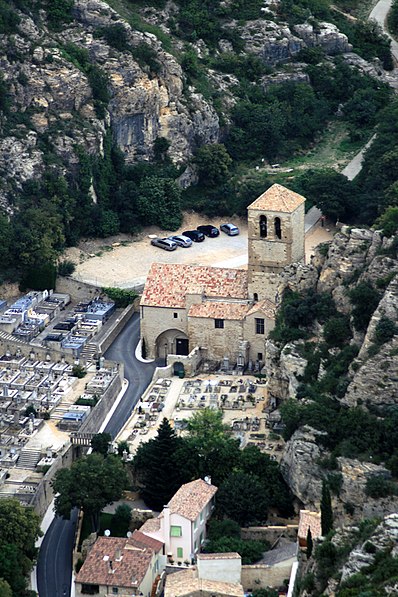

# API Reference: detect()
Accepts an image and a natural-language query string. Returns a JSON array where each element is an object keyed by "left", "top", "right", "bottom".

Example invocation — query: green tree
[
  {"left": 217, "top": 471, "right": 269, "bottom": 525},
  {"left": 349, "top": 283, "right": 381, "bottom": 332},
  {"left": 293, "top": 169, "right": 356, "bottom": 222},
  {"left": 204, "top": 536, "right": 267, "bottom": 564},
  {"left": 176, "top": 409, "right": 241, "bottom": 485},
  {"left": 0, "top": 499, "right": 41, "bottom": 597},
  {"left": 91, "top": 432, "right": 112, "bottom": 456},
  {"left": 321, "top": 481, "right": 333, "bottom": 536},
  {"left": 137, "top": 176, "right": 182, "bottom": 230},
  {"left": 133, "top": 418, "right": 183, "bottom": 510},
  {"left": 45, "top": 0, "right": 74, "bottom": 30},
  {"left": 194, "top": 144, "right": 232, "bottom": 187},
  {"left": 0, "top": 498, "right": 41, "bottom": 557},
  {"left": 307, "top": 527, "right": 313, "bottom": 558},
  {"left": 207, "top": 518, "right": 241, "bottom": 540},
  {"left": 52, "top": 453, "right": 127, "bottom": 532},
  {"left": 375, "top": 206, "right": 398, "bottom": 237},
  {"left": 0, "top": 579, "right": 12, "bottom": 597},
  {"left": 111, "top": 504, "right": 132, "bottom": 536}
]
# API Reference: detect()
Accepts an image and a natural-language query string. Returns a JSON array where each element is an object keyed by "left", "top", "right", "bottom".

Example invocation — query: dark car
[
  {"left": 150, "top": 237, "right": 177, "bottom": 251},
  {"left": 197, "top": 225, "right": 220, "bottom": 238},
  {"left": 183, "top": 230, "right": 205, "bottom": 242},
  {"left": 168, "top": 234, "right": 193, "bottom": 248}
]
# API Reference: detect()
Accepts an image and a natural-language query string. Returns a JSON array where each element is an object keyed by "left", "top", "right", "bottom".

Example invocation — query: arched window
[
  {"left": 259, "top": 215, "right": 267, "bottom": 238},
  {"left": 253, "top": 293, "right": 258, "bottom": 303},
  {"left": 274, "top": 217, "right": 282, "bottom": 239}
]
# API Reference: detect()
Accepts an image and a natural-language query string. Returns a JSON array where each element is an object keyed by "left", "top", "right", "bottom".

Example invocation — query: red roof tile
[
  {"left": 141, "top": 263, "right": 248, "bottom": 308},
  {"left": 168, "top": 479, "right": 217, "bottom": 521},
  {"left": 248, "top": 184, "right": 306, "bottom": 213},
  {"left": 75, "top": 536, "right": 154, "bottom": 588}
]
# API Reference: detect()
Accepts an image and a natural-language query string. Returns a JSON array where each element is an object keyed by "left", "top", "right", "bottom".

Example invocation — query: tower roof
[{"left": 248, "top": 184, "right": 306, "bottom": 213}]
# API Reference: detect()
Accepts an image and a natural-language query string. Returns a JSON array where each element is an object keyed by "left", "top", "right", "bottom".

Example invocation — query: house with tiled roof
[
  {"left": 140, "top": 478, "right": 217, "bottom": 563},
  {"left": 75, "top": 531, "right": 166, "bottom": 597},
  {"left": 140, "top": 184, "right": 305, "bottom": 368},
  {"left": 298, "top": 509, "right": 322, "bottom": 547}
]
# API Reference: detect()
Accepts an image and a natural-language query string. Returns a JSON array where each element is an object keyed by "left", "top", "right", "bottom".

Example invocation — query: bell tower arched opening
[{"left": 260, "top": 215, "right": 267, "bottom": 238}]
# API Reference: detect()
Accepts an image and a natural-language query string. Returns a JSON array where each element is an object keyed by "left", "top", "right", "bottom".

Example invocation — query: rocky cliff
[
  {"left": 267, "top": 227, "right": 398, "bottom": 405},
  {"left": 0, "top": 0, "right": 385, "bottom": 210},
  {"left": 268, "top": 227, "right": 398, "bottom": 521}
]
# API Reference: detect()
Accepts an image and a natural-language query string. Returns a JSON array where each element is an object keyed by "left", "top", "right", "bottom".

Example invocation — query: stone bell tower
[{"left": 247, "top": 183, "right": 306, "bottom": 303}]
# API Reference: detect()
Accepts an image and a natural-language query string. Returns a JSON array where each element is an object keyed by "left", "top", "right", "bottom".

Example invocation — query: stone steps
[{"left": 16, "top": 448, "right": 41, "bottom": 469}]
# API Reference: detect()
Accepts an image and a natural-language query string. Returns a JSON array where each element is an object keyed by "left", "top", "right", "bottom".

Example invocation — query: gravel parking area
[{"left": 66, "top": 213, "right": 333, "bottom": 289}]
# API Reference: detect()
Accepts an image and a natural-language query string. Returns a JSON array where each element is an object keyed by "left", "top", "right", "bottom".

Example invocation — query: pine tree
[
  {"left": 321, "top": 481, "right": 333, "bottom": 536},
  {"left": 306, "top": 527, "right": 313, "bottom": 558},
  {"left": 133, "top": 418, "right": 182, "bottom": 510}
]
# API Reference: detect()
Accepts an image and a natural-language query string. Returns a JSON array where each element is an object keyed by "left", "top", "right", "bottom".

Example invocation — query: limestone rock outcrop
[{"left": 280, "top": 426, "right": 327, "bottom": 508}]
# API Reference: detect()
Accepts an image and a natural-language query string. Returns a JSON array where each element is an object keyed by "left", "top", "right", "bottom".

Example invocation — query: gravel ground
[{"left": 65, "top": 213, "right": 333, "bottom": 289}]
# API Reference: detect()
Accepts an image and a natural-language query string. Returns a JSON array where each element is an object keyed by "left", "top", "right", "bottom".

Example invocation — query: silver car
[
  {"left": 220, "top": 223, "right": 240, "bottom": 236},
  {"left": 168, "top": 235, "right": 193, "bottom": 248},
  {"left": 150, "top": 238, "right": 177, "bottom": 251}
]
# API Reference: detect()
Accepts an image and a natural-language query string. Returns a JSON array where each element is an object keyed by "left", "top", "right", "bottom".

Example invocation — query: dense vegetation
[
  {"left": 0, "top": 0, "right": 396, "bottom": 291},
  {"left": 0, "top": 498, "right": 42, "bottom": 597},
  {"left": 270, "top": 282, "right": 398, "bottom": 482},
  {"left": 132, "top": 413, "right": 293, "bottom": 521}
]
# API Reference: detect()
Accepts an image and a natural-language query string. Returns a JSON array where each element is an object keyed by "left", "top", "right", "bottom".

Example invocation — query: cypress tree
[
  {"left": 306, "top": 527, "right": 313, "bottom": 558},
  {"left": 134, "top": 418, "right": 182, "bottom": 510},
  {"left": 321, "top": 481, "right": 333, "bottom": 536}
]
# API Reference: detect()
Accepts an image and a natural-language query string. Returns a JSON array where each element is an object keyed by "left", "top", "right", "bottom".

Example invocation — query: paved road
[
  {"left": 370, "top": 0, "right": 398, "bottom": 61},
  {"left": 37, "top": 508, "right": 78, "bottom": 597},
  {"left": 103, "top": 312, "right": 161, "bottom": 437},
  {"left": 37, "top": 314, "right": 160, "bottom": 597},
  {"left": 341, "top": 134, "right": 377, "bottom": 180}
]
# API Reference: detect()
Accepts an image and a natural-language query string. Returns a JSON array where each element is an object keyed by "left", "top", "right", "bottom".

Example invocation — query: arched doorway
[{"left": 155, "top": 329, "right": 189, "bottom": 359}]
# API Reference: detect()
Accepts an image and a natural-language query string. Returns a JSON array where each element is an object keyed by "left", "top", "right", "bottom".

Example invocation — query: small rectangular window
[
  {"left": 177, "top": 547, "right": 183, "bottom": 559},
  {"left": 255, "top": 318, "right": 265, "bottom": 335},
  {"left": 170, "top": 525, "right": 182, "bottom": 537},
  {"left": 258, "top": 352, "right": 263, "bottom": 361},
  {"left": 200, "top": 511, "right": 204, "bottom": 523},
  {"left": 215, "top": 319, "right": 224, "bottom": 329},
  {"left": 174, "top": 312, "right": 178, "bottom": 318}
]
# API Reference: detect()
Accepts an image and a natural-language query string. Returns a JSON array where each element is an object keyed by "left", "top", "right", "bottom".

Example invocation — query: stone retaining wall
[{"left": 79, "top": 363, "right": 124, "bottom": 434}]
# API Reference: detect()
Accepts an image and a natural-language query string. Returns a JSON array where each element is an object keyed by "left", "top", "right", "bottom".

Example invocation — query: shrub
[
  {"left": 72, "top": 365, "right": 86, "bottom": 379},
  {"left": 365, "top": 475, "right": 397, "bottom": 498},
  {"left": 96, "top": 24, "right": 130, "bottom": 52},
  {"left": 373, "top": 316, "right": 398, "bottom": 346},
  {"left": 102, "top": 287, "right": 137, "bottom": 308},
  {"left": 349, "top": 282, "right": 381, "bottom": 331},
  {"left": 58, "top": 260, "right": 76, "bottom": 276}
]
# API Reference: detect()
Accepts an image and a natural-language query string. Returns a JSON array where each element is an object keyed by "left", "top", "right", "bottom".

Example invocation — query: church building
[{"left": 140, "top": 184, "right": 306, "bottom": 368}]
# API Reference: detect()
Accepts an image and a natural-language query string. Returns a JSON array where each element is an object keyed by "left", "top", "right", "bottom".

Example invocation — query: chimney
[
  {"left": 115, "top": 548, "right": 122, "bottom": 561},
  {"left": 204, "top": 475, "right": 212, "bottom": 485},
  {"left": 108, "top": 560, "right": 114, "bottom": 574}
]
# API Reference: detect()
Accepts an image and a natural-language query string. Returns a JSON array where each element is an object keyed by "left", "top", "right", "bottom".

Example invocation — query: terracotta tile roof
[
  {"left": 246, "top": 298, "right": 276, "bottom": 319},
  {"left": 168, "top": 479, "right": 218, "bottom": 521},
  {"left": 197, "top": 552, "right": 241, "bottom": 560},
  {"left": 165, "top": 569, "right": 244, "bottom": 597},
  {"left": 188, "top": 301, "right": 249, "bottom": 320},
  {"left": 139, "top": 517, "right": 161, "bottom": 534},
  {"left": 298, "top": 510, "right": 322, "bottom": 540},
  {"left": 76, "top": 536, "right": 154, "bottom": 589},
  {"left": 141, "top": 263, "right": 248, "bottom": 308},
  {"left": 248, "top": 184, "right": 306, "bottom": 213},
  {"left": 131, "top": 529, "right": 164, "bottom": 552}
]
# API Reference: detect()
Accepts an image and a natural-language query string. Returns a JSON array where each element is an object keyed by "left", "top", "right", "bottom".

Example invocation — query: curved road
[
  {"left": 36, "top": 313, "right": 160, "bottom": 597},
  {"left": 370, "top": 0, "right": 398, "bottom": 61}
]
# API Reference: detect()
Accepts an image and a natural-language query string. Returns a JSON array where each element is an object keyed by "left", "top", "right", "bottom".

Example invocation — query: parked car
[
  {"left": 150, "top": 237, "right": 177, "bottom": 251},
  {"left": 182, "top": 230, "right": 205, "bottom": 242},
  {"left": 197, "top": 225, "right": 220, "bottom": 237},
  {"left": 168, "top": 234, "right": 193, "bottom": 248},
  {"left": 220, "top": 223, "right": 240, "bottom": 236}
]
